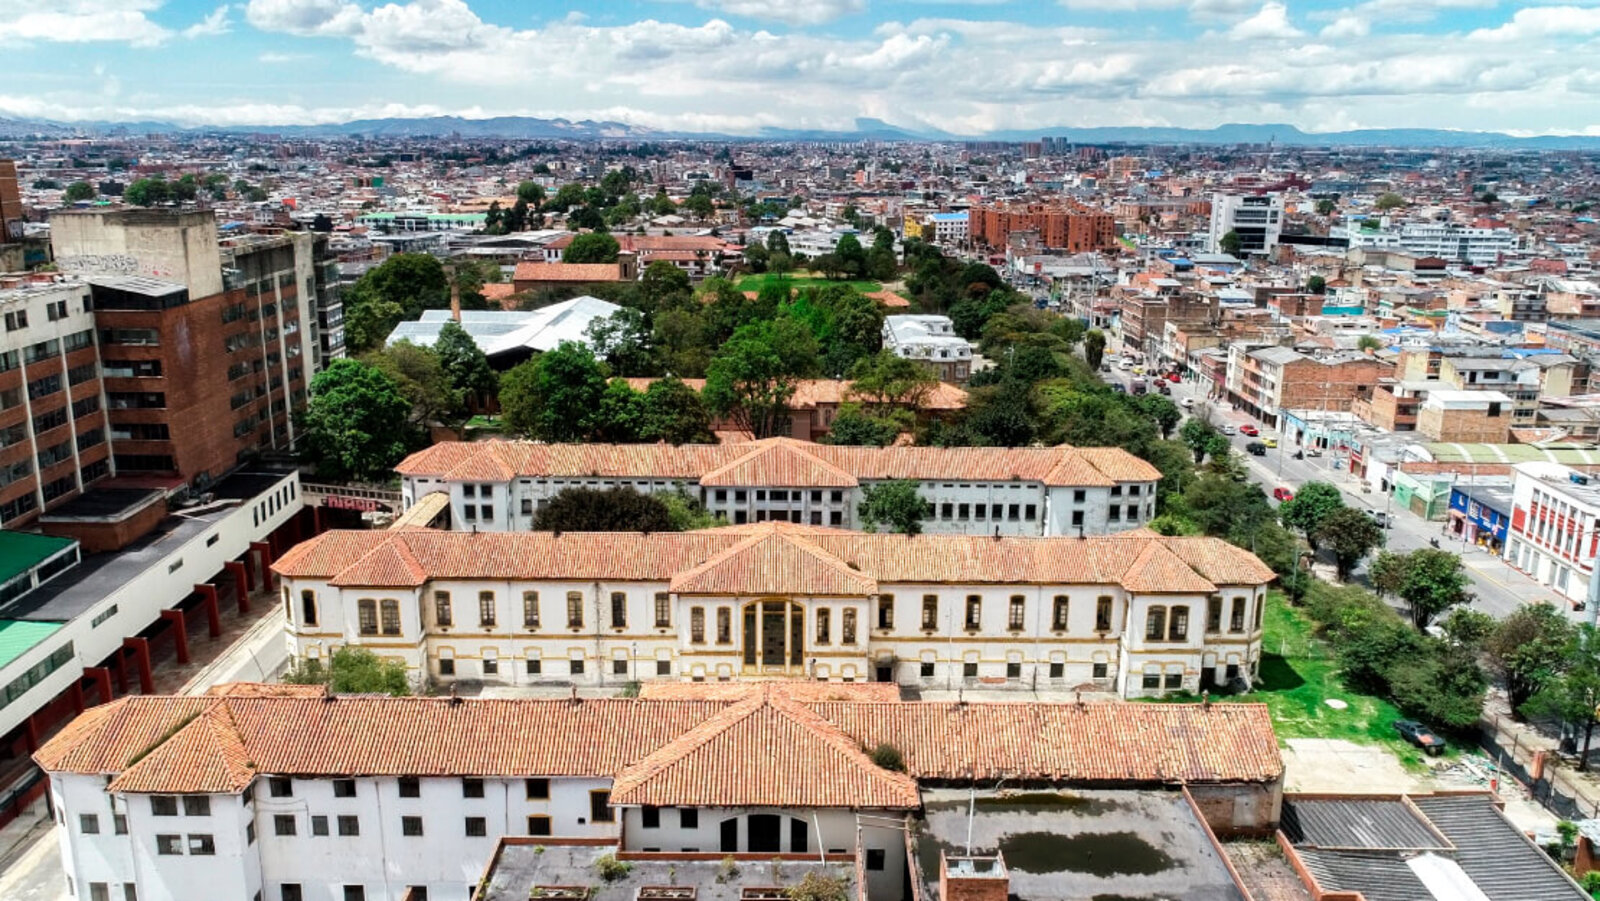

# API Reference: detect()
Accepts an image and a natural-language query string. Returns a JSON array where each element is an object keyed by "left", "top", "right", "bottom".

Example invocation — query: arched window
[
  {"left": 1144, "top": 605, "right": 1166, "bottom": 641},
  {"left": 357, "top": 599, "right": 377, "bottom": 636},
  {"left": 1168, "top": 605, "right": 1189, "bottom": 641}
]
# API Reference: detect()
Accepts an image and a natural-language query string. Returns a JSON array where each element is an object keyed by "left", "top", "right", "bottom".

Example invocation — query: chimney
[
  {"left": 939, "top": 850, "right": 1009, "bottom": 901},
  {"left": 449, "top": 275, "right": 461, "bottom": 322}
]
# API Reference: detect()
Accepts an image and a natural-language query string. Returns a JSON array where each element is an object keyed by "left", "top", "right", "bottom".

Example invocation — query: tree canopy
[
  {"left": 857, "top": 480, "right": 928, "bottom": 534},
  {"left": 498, "top": 342, "right": 608, "bottom": 442},
  {"left": 301, "top": 359, "right": 421, "bottom": 482},
  {"left": 564, "top": 232, "right": 622, "bottom": 264},
  {"left": 283, "top": 647, "right": 410, "bottom": 696},
  {"left": 342, "top": 254, "right": 450, "bottom": 354},
  {"left": 532, "top": 487, "right": 676, "bottom": 532}
]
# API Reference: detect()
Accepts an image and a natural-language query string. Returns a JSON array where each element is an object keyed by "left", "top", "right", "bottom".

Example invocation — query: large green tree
[
  {"left": 564, "top": 232, "right": 622, "bottom": 264},
  {"left": 498, "top": 342, "right": 608, "bottom": 442},
  {"left": 532, "top": 487, "right": 676, "bottom": 532},
  {"left": 1525, "top": 625, "right": 1600, "bottom": 770},
  {"left": 301, "top": 359, "right": 421, "bottom": 482},
  {"left": 639, "top": 377, "right": 715, "bottom": 444},
  {"left": 703, "top": 320, "right": 815, "bottom": 439},
  {"left": 283, "top": 647, "right": 410, "bottom": 696},
  {"left": 433, "top": 321, "right": 497, "bottom": 410},
  {"left": 1486, "top": 603, "right": 1574, "bottom": 714},
  {"left": 361, "top": 341, "right": 459, "bottom": 428},
  {"left": 1314, "top": 506, "right": 1385, "bottom": 581},
  {"left": 1278, "top": 481, "right": 1345, "bottom": 548},
  {"left": 1179, "top": 419, "right": 1230, "bottom": 465},
  {"left": 857, "top": 480, "right": 928, "bottom": 534},
  {"left": 1084, "top": 329, "right": 1107, "bottom": 369},
  {"left": 1391, "top": 548, "right": 1473, "bottom": 630},
  {"left": 64, "top": 181, "right": 96, "bottom": 202},
  {"left": 342, "top": 254, "right": 450, "bottom": 353}
]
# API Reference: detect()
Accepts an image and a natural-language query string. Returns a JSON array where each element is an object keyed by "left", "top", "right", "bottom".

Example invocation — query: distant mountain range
[{"left": 4, "top": 114, "right": 1600, "bottom": 149}]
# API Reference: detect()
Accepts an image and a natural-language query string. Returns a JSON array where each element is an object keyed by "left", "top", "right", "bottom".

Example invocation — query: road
[
  {"left": 0, "top": 614, "right": 289, "bottom": 901},
  {"left": 1099, "top": 351, "right": 1568, "bottom": 621}
]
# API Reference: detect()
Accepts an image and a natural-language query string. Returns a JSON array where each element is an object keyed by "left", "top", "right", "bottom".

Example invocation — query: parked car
[
  {"left": 1240, "top": 425, "right": 1260, "bottom": 436},
  {"left": 1181, "top": 397, "right": 1196, "bottom": 409},
  {"left": 1167, "top": 373, "right": 1181, "bottom": 383},
  {"left": 1304, "top": 447, "right": 1323, "bottom": 458},
  {"left": 1221, "top": 424, "right": 1237, "bottom": 436},
  {"left": 1155, "top": 381, "right": 1170, "bottom": 395},
  {"left": 1393, "top": 719, "right": 1447, "bottom": 755},
  {"left": 1263, "top": 436, "right": 1278, "bottom": 448},
  {"left": 1273, "top": 487, "right": 1294, "bottom": 502},
  {"left": 1246, "top": 442, "right": 1267, "bottom": 456},
  {"left": 1109, "top": 383, "right": 1127, "bottom": 393},
  {"left": 1101, "top": 363, "right": 1112, "bottom": 373},
  {"left": 1368, "top": 510, "right": 1393, "bottom": 528}
]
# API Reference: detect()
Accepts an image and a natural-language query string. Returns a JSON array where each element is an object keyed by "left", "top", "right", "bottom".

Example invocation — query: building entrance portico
[{"left": 743, "top": 599, "right": 804, "bottom": 674}]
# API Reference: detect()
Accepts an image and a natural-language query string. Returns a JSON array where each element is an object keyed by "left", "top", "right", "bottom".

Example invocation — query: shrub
[
  {"left": 868, "top": 742, "right": 906, "bottom": 772},
  {"left": 595, "top": 853, "right": 633, "bottom": 883}
]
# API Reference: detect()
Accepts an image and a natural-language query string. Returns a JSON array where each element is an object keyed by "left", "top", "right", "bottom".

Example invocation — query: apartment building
[
  {"left": 1340, "top": 221, "right": 1519, "bottom": 266},
  {"left": 882, "top": 315, "right": 972, "bottom": 383},
  {"left": 0, "top": 159, "right": 20, "bottom": 244},
  {"left": 1505, "top": 462, "right": 1600, "bottom": 608},
  {"left": 36, "top": 683, "right": 1282, "bottom": 901},
  {"left": 1415, "top": 389, "right": 1513, "bottom": 443},
  {"left": 1208, "top": 194, "right": 1282, "bottom": 257},
  {"left": 969, "top": 202, "right": 1115, "bottom": 253},
  {"left": 273, "top": 522, "right": 1274, "bottom": 695},
  {"left": 1227, "top": 347, "right": 1388, "bottom": 430},
  {"left": 396, "top": 438, "right": 1161, "bottom": 537}
]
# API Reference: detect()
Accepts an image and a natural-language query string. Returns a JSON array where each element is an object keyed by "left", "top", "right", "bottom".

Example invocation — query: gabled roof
[
  {"left": 1119, "top": 542, "right": 1217, "bottom": 594},
  {"left": 609, "top": 689, "right": 919, "bottom": 809},
  {"left": 700, "top": 440, "right": 858, "bottom": 488},
  {"left": 669, "top": 529, "right": 877, "bottom": 597}
]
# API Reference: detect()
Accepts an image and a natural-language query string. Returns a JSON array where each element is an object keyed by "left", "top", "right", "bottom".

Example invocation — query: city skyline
[{"left": 1, "top": 0, "right": 1599, "bottom": 137}]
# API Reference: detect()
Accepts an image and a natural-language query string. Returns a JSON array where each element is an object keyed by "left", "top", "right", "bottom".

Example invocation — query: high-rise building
[
  {"left": 969, "top": 202, "right": 1115, "bottom": 252},
  {"left": 1208, "top": 193, "right": 1283, "bottom": 256},
  {"left": 0, "top": 159, "right": 22, "bottom": 244}
]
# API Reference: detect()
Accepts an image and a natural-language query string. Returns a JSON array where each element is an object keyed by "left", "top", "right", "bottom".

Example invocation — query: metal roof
[{"left": 385, "top": 295, "right": 621, "bottom": 358}]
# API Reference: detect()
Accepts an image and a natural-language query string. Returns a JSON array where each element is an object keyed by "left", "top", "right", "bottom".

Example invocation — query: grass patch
[
  {"left": 1225, "top": 593, "right": 1447, "bottom": 767},
  {"left": 733, "top": 271, "right": 882, "bottom": 294}
]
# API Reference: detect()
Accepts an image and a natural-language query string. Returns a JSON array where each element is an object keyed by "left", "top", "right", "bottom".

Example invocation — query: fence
[{"left": 1482, "top": 713, "right": 1600, "bottom": 821}]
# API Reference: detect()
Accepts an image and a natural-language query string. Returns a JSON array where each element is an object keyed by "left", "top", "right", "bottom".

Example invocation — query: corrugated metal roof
[{"left": 1282, "top": 798, "right": 1446, "bottom": 850}]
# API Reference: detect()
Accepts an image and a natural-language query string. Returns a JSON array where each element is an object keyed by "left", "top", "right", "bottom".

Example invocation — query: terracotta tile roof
[
  {"left": 273, "top": 524, "right": 1275, "bottom": 591},
  {"left": 204, "top": 682, "right": 328, "bottom": 698},
  {"left": 38, "top": 693, "right": 1280, "bottom": 797},
  {"left": 609, "top": 690, "right": 919, "bottom": 809},
  {"left": 618, "top": 379, "right": 967, "bottom": 412},
  {"left": 511, "top": 262, "right": 626, "bottom": 283},
  {"left": 394, "top": 438, "right": 1156, "bottom": 487},
  {"left": 864, "top": 289, "right": 912, "bottom": 308},
  {"left": 637, "top": 681, "right": 900, "bottom": 702}
]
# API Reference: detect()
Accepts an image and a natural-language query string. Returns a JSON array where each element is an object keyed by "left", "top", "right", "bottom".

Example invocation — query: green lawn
[
  {"left": 1231, "top": 593, "right": 1447, "bottom": 767},
  {"left": 733, "top": 272, "right": 882, "bottom": 294}
]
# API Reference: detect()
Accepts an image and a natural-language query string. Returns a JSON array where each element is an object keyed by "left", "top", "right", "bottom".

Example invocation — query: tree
[
  {"left": 1314, "top": 507, "right": 1385, "bottom": 581},
  {"left": 823, "top": 404, "right": 907, "bottom": 447},
  {"left": 1279, "top": 481, "right": 1346, "bottom": 547},
  {"left": 63, "top": 181, "right": 96, "bottom": 202},
  {"left": 564, "top": 232, "right": 621, "bottom": 264},
  {"left": 1357, "top": 334, "right": 1382, "bottom": 352},
  {"left": 659, "top": 488, "right": 722, "bottom": 530},
  {"left": 766, "top": 230, "right": 791, "bottom": 256},
  {"left": 857, "top": 480, "right": 927, "bottom": 534},
  {"left": 684, "top": 193, "right": 715, "bottom": 220},
  {"left": 593, "top": 378, "right": 646, "bottom": 442},
  {"left": 638, "top": 260, "right": 692, "bottom": 312},
  {"left": 516, "top": 180, "right": 545, "bottom": 207},
  {"left": 498, "top": 342, "right": 608, "bottom": 442},
  {"left": 639, "top": 377, "right": 715, "bottom": 444},
  {"left": 283, "top": 647, "right": 410, "bottom": 696},
  {"left": 433, "top": 320, "right": 497, "bottom": 409},
  {"left": 1180, "top": 419, "right": 1228, "bottom": 465},
  {"left": 1388, "top": 641, "right": 1488, "bottom": 729},
  {"left": 342, "top": 253, "right": 450, "bottom": 353},
  {"left": 703, "top": 320, "right": 814, "bottom": 439},
  {"left": 567, "top": 206, "right": 605, "bottom": 231},
  {"left": 1392, "top": 548, "right": 1472, "bottom": 630},
  {"left": 1315, "top": 198, "right": 1337, "bottom": 215},
  {"left": 1367, "top": 550, "right": 1409, "bottom": 599},
  {"left": 1439, "top": 608, "right": 1495, "bottom": 649},
  {"left": 1525, "top": 625, "right": 1600, "bottom": 770},
  {"left": 1084, "top": 329, "right": 1107, "bottom": 369},
  {"left": 1132, "top": 393, "right": 1182, "bottom": 439},
  {"left": 834, "top": 233, "right": 867, "bottom": 279},
  {"left": 123, "top": 176, "right": 171, "bottom": 207},
  {"left": 301, "top": 359, "right": 421, "bottom": 482},
  {"left": 585, "top": 308, "right": 657, "bottom": 377},
  {"left": 362, "top": 341, "right": 459, "bottom": 428},
  {"left": 311, "top": 212, "right": 335, "bottom": 232},
  {"left": 1374, "top": 191, "right": 1406, "bottom": 211},
  {"left": 532, "top": 487, "right": 676, "bottom": 532},
  {"left": 1486, "top": 603, "right": 1573, "bottom": 714},
  {"left": 1218, "top": 230, "right": 1243, "bottom": 257},
  {"left": 482, "top": 201, "right": 504, "bottom": 235},
  {"left": 1306, "top": 275, "right": 1326, "bottom": 294},
  {"left": 847, "top": 351, "right": 937, "bottom": 409}
]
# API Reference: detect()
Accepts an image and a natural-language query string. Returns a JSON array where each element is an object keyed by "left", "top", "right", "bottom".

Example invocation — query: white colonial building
[
  {"left": 272, "top": 522, "right": 1274, "bottom": 697},
  {"left": 881, "top": 315, "right": 972, "bottom": 382},
  {"left": 396, "top": 439, "right": 1160, "bottom": 537},
  {"left": 36, "top": 682, "right": 1282, "bottom": 901}
]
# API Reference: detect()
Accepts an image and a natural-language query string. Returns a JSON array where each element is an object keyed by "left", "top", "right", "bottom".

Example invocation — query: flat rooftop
[
  {"left": 37, "top": 487, "right": 163, "bottom": 522},
  {"left": 0, "top": 620, "right": 65, "bottom": 670},
  {"left": 915, "top": 789, "right": 1245, "bottom": 901},
  {"left": 481, "top": 843, "right": 858, "bottom": 901},
  {"left": 0, "top": 531, "right": 77, "bottom": 585}
]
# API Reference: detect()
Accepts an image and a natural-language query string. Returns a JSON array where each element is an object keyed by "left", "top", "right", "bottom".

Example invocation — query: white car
[
  {"left": 1181, "top": 398, "right": 1196, "bottom": 409},
  {"left": 1221, "top": 424, "right": 1237, "bottom": 435}
]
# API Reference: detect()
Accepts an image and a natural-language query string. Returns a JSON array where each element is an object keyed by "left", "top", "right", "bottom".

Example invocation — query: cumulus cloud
[
  {"left": 183, "top": 5, "right": 232, "bottom": 39},
  {"left": 693, "top": 0, "right": 865, "bottom": 26},
  {"left": 1467, "top": 6, "right": 1600, "bottom": 41},
  {"left": 244, "top": 0, "right": 362, "bottom": 36},
  {"left": 1228, "top": 3, "right": 1304, "bottom": 40},
  {"left": 0, "top": 0, "right": 171, "bottom": 46}
]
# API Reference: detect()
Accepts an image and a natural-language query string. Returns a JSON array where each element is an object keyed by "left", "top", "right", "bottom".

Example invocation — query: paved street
[{"left": 1099, "top": 349, "right": 1574, "bottom": 621}]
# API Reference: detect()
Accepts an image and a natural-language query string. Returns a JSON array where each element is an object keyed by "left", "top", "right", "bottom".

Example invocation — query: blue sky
[{"left": 1, "top": 1, "right": 1598, "bottom": 135}]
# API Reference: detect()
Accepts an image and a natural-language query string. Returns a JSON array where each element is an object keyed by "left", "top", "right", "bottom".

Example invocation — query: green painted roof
[
  {"left": 1426, "top": 443, "right": 1600, "bottom": 465},
  {"left": 0, "top": 620, "right": 64, "bottom": 670},
  {"left": 0, "top": 531, "right": 77, "bottom": 585}
]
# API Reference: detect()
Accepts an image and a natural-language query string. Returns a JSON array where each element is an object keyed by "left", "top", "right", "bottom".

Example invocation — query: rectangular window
[
  {"left": 1008, "top": 596, "right": 1025, "bottom": 631},
  {"left": 1164, "top": 673, "right": 1182, "bottom": 689},
  {"left": 866, "top": 849, "right": 886, "bottom": 871},
  {"left": 526, "top": 778, "right": 549, "bottom": 800},
  {"left": 654, "top": 592, "right": 670, "bottom": 628},
  {"left": 523, "top": 591, "right": 540, "bottom": 628},
  {"left": 311, "top": 816, "right": 328, "bottom": 836},
  {"left": 590, "top": 790, "right": 614, "bottom": 823},
  {"left": 301, "top": 591, "right": 318, "bottom": 627},
  {"left": 921, "top": 595, "right": 938, "bottom": 630},
  {"left": 642, "top": 806, "right": 660, "bottom": 829},
  {"left": 1143, "top": 673, "right": 1160, "bottom": 689},
  {"left": 462, "top": 778, "right": 484, "bottom": 799},
  {"left": 965, "top": 595, "right": 981, "bottom": 630},
  {"left": 479, "top": 591, "right": 496, "bottom": 627},
  {"left": 1095, "top": 596, "right": 1113, "bottom": 632},
  {"left": 681, "top": 809, "right": 699, "bottom": 829},
  {"left": 527, "top": 816, "right": 552, "bottom": 836},
  {"left": 79, "top": 813, "right": 99, "bottom": 834},
  {"left": 438, "top": 659, "right": 455, "bottom": 676},
  {"left": 567, "top": 591, "right": 583, "bottom": 628},
  {"left": 1230, "top": 597, "right": 1246, "bottom": 633},
  {"left": 397, "top": 777, "right": 420, "bottom": 798},
  {"left": 465, "top": 817, "right": 487, "bottom": 837},
  {"left": 282, "top": 887, "right": 303, "bottom": 901},
  {"left": 1052, "top": 596, "right": 1069, "bottom": 631},
  {"left": 877, "top": 594, "right": 894, "bottom": 630},
  {"left": 401, "top": 816, "right": 423, "bottom": 837},
  {"left": 343, "top": 888, "right": 364, "bottom": 901},
  {"left": 269, "top": 777, "right": 292, "bottom": 797},
  {"left": 920, "top": 662, "right": 935, "bottom": 678},
  {"left": 716, "top": 607, "right": 731, "bottom": 644},
  {"left": 610, "top": 592, "right": 626, "bottom": 629},
  {"left": 571, "top": 658, "right": 585, "bottom": 675},
  {"left": 841, "top": 609, "right": 856, "bottom": 645},
  {"left": 1207, "top": 597, "right": 1223, "bottom": 633},
  {"left": 187, "top": 834, "right": 215, "bottom": 856},
  {"left": 434, "top": 591, "right": 452, "bottom": 627},
  {"left": 90, "top": 884, "right": 109, "bottom": 901},
  {"left": 156, "top": 834, "right": 182, "bottom": 855},
  {"left": 1049, "top": 662, "right": 1065, "bottom": 679},
  {"left": 358, "top": 599, "right": 377, "bottom": 636},
  {"left": 1168, "top": 606, "right": 1189, "bottom": 641},
  {"left": 1006, "top": 662, "right": 1022, "bottom": 679},
  {"left": 1093, "top": 662, "right": 1108, "bottom": 679},
  {"left": 274, "top": 815, "right": 296, "bottom": 836},
  {"left": 113, "top": 815, "right": 127, "bottom": 835},
  {"left": 381, "top": 600, "right": 400, "bottom": 636},
  {"left": 612, "top": 659, "right": 628, "bottom": 676},
  {"left": 691, "top": 607, "right": 706, "bottom": 643},
  {"left": 151, "top": 796, "right": 178, "bottom": 816},
  {"left": 815, "top": 608, "right": 830, "bottom": 644},
  {"left": 333, "top": 780, "right": 356, "bottom": 798},
  {"left": 525, "top": 658, "right": 541, "bottom": 675},
  {"left": 337, "top": 816, "right": 359, "bottom": 836}
]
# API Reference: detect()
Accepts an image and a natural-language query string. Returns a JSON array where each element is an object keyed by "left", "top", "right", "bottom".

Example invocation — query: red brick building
[{"left": 969, "top": 202, "right": 1116, "bottom": 252}]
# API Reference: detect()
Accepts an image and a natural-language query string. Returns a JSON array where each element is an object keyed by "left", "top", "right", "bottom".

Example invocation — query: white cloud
[
  {"left": 0, "top": 0, "right": 171, "bottom": 46},
  {"left": 693, "top": 0, "right": 864, "bottom": 27},
  {"left": 1468, "top": 6, "right": 1600, "bottom": 41},
  {"left": 1228, "top": 3, "right": 1304, "bottom": 39},
  {"left": 1319, "top": 15, "right": 1369, "bottom": 38},
  {"left": 244, "top": 0, "right": 362, "bottom": 36},
  {"left": 183, "top": 5, "right": 232, "bottom": 39}
]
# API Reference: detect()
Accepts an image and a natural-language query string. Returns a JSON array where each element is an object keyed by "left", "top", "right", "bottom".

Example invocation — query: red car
[
  {"left": 1273, "top": 487, "right": 1294, "bottom": 502},
  {"left": 1167, "top": 373, "right": 1181, "bottom": 383},
  {"left": 1240, "top": 425, "right": 1260, "bottom": 436}
]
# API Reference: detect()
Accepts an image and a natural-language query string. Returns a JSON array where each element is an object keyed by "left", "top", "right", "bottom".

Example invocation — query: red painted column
[
  {"left": 83, "top": 668, "right": 113, "bottom": 707},
  {"left": 123, "top": 638, "right": 155, "bottom": 694},
  {"left": 69, "top": 680, "right": 85, "bottom": 716},
  {"left": 251, "top": 542, "right": 275, "bottom": 592},
  {"left": 196, "top": 584, "right": 222, "bottom": 639},
  {"left": 160, "top": 609, "right": 190, "bottom": 664},
  {"left": 225, "top": 561, "right": 250, "bottom": 613},
  {"left": 22, "top": 716, "right": 40, "bottom": 754},
  {"left": 110, "top": 650, "right": 127, "bottom": 694},
  {"left": 311, "top": 505, "right": 323, "bottom": 535}
]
